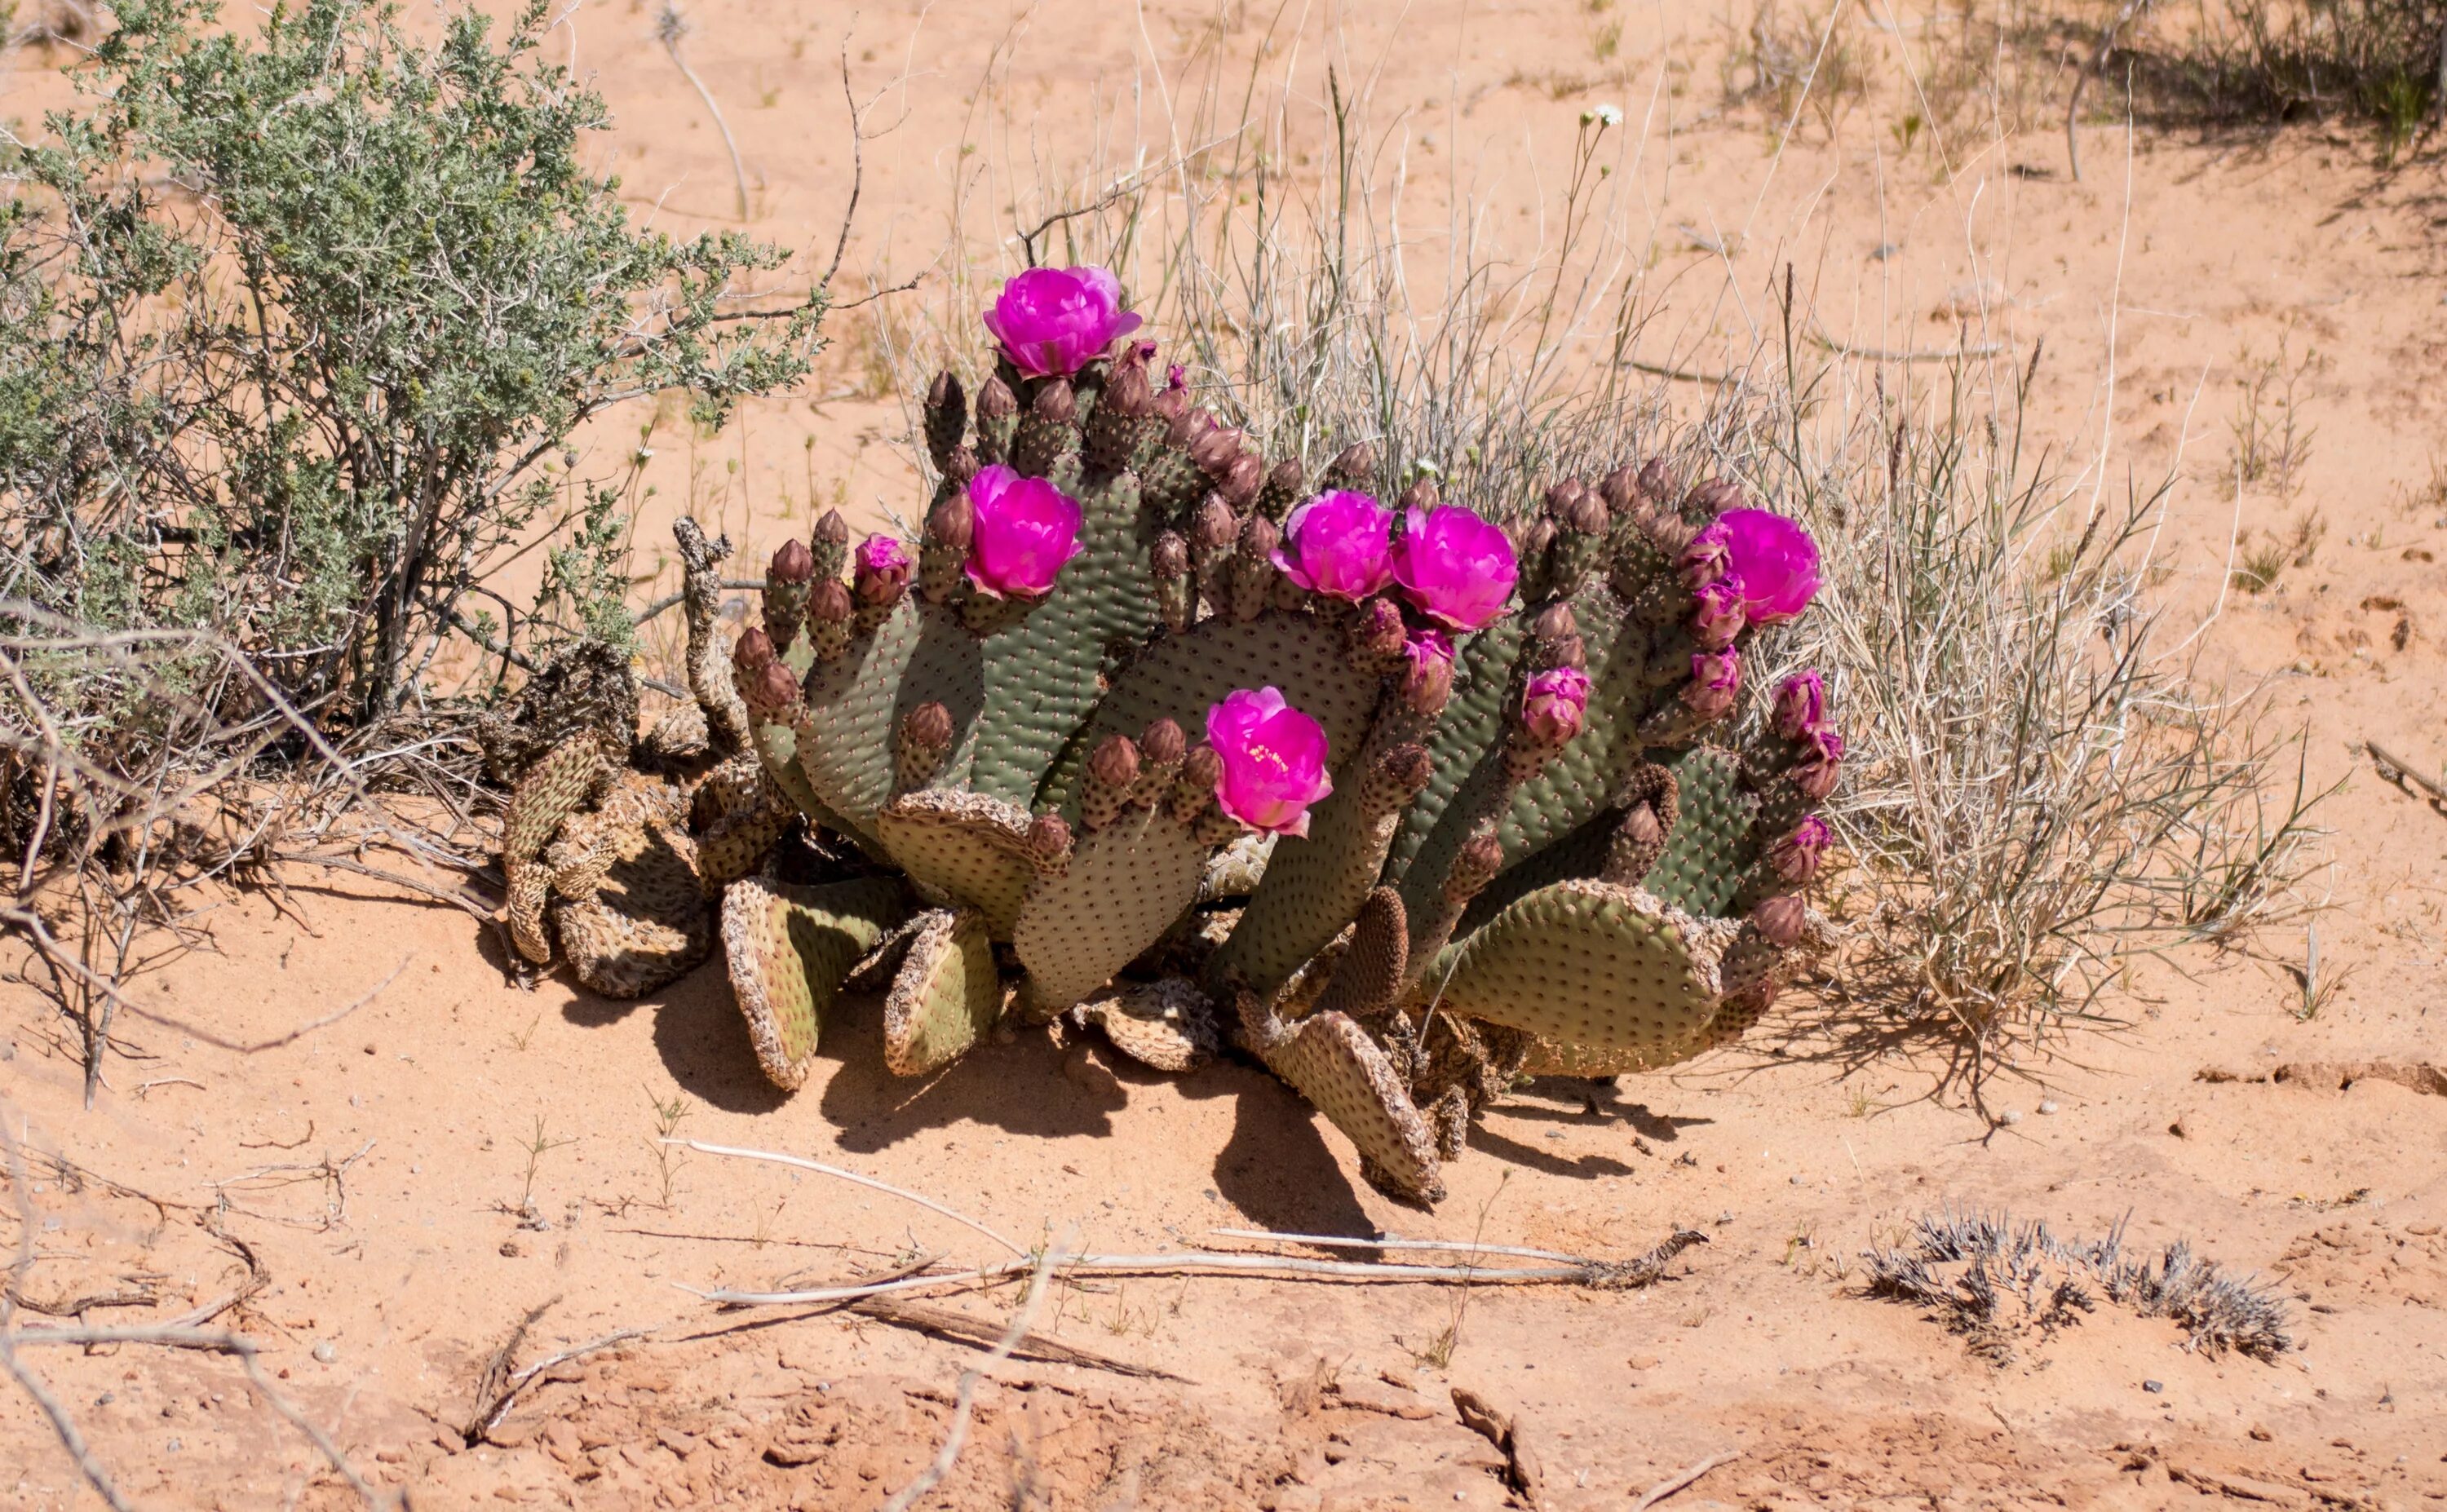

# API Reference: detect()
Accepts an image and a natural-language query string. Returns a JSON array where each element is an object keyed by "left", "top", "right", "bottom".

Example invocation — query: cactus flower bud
[
  {"left": 1205, "top": 686, "right": 1334, "bottom": 838},
  {"left": 1326, "top": 442, "right": 1377, "bottom": 489},
  {"left": 1679, "top": 519, "right": 1732, "bottom": 590},
  {"left": 1397, "top": 476, "right": 1440, "bottom": 515},
  {"left": 1104, "top": 353, "right": 1153, "bottom": 417},
  {"left": 1192, "top": 496, "right": 1239, "bottom": 551},
  {"left": 1772, "top": 670, "right": 1828, "bottom": 741},
  {"left": 1218, "top": 451, "right": 1265, "bottom": 506},
  {"left": 1445, "top": 828, "right": 1506, "bottom": 901},
  {"left": 1270, "top": 490, "right": 1394, "bottom": 601},
  {"left": 1150, "top": 383, "right": 1188, "bottom": 425},
  {"left": 1600, "top": 462, "right": 1640, "bottom": 511},
  {"left": 768, "top": 537, "right": 815, "bottom": 583},
  {"left": 744, "top": 659, "right": 801, "bottom": 719},
  {"left": 1189, "top": 423, "right": 1244, "bottom": 475},
  {"left": 929, "top": 489, "right": 976, "bottom": 551},
  {"left": 1636, "top": 457, "right": 1678, "bottom": 505},
  {"left": 1235, "top": 513, "right": 1281, "bottom": 564},
  {"left": 732, "top": 626, "right": 775, "bottom": 673},
  {"left": 1680, "top": 645, "right": 1741, "bottom": 721},
  {"left": 963, "top": 464, "right": 1085, "bottom": 599},
  {"left": 808, "top": 578, "right": 854, "bottom": 626},
  {"left": 1521, "top": 666, "right": 1592, "bottom": 745},
  {"left": 1691, "top": 577, "right": 1746, "bottom": 649},
  {"left": 1768, "top": 814, "right": 1833, "bottom": 883},
  {"left": 1400, "top": 628, "right": 1457, "bottom": 715},
  {"left": 1349, "top": 596, "right": 1408, "bottom": 663},
  {"left": 981, "top": 265, "right": 1144, "bottom": 379},
  {"left": 1622, "top": 801, "right": 1664, "bottom": 848},
  {"left": 1791, "top": 727, "right": 1844, "bottom": 802},
  {"left": 976, "top": 375, "right": 1018, "bottom": 419},
  {"left": 1687, "top": 476, "right": 1746, "bottom": 515},
  {"left": 1024, "top": 813, "right": 1074, "bottom": 870},
  {"left": 1090, "top": 734, "right": 1142, "bottom": 791},
  {"left": 904, "top": 700, "right": 954, "bottom": 752},
  {"left": 1029, "top": 377, "right": 1077, "bottom": 425},
  {"left": 1716, "top": 507, "right": 1821, "bottom": 625},
  {"left": 1751, "top": 892, "right": 1807, "bottom": 948},
  {"left": 1392, "top": 503, "right": 1519, "bottom": 631},
  {"left": 1377, "top": 743, "right": 1433, "bottom": 795},
  {"left": 1139, "top": 718, "right": 1187, "bottom": 768},
  {"left": 1531, "top": 602, "right": 1579, "bottom": 645},
  {"left": 1520, "top": 516, "right": 1558, "bottom": 564},
  {"left": 1561, "top": 489, "right": 1610, "bottom": 537}
]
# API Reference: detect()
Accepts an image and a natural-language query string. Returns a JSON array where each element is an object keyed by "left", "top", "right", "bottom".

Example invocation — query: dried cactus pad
[
  {"left": 873, "top": 789, "right": 1037, "bottom": 938},
  {"left": 1263, "top": 1009, "right": 1445, "bottom": 1205},
  {"left": 882, "top": 908, "right": 1004, "bottom": 1077},
  {"left": 1420, "top": 878, "right": 1727, "bottom": 1053},
  {"left": 721, "top": 873, "right": 912, "bottom": 1089},
  {"left": 1073, "top": 978, "right": 1220, "bottom": 1072}
]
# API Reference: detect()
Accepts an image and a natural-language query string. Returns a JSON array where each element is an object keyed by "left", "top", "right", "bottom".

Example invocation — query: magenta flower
[
  {"left": 1679, "top": 520, "right": 1731, "bottom": 590},
  {"left": 1768, "top": 815, "right": 1833, "bottom": 883},
  {"left": 1772, "top": 670, "right": 1828, "bottom": 741},
  {"left": 1718, "top": 508, "right": 1820, "bottom": 624},
  {"left": 1272, "top": 491, "right": 1395, "bottom": 600},
  {"left": 1205, "top": 687, "right": 1334, "bottom": 838},
  {"left": 1691, "top": 577, "right": 1746, "bottom": 649},
  {"left": 856, "top": 534, "right": 912, "bottom": 588},
  {"left": 964, "top": 464, "right": 1085, "bottom": 599},
  {"left": 1521, "top": 666, "right": 1593, "bottom": 745},
  {"left": 1680, "top": 646, "right": 1741, "bottom": 720},
  {"left": 1391, "top": 505, "right": 1518, "bottom": 631},
  {"left": 1791, "top": 727, "right": 1845, "bottom": 802},
  {"left": 1400, "top": 628, "right": 1456, "bottom": 714},
  {"left": 980, "top": 266, "right": 1144, "bottom": 379}
]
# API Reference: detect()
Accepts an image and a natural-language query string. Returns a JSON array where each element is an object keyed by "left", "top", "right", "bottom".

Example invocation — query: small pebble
[
  {"left": 1789, "top": 1174, "right": 1808, "bottom": 1185},
  {"left": 312, "top": 1342, "right": 338, "bottom": 1364},
  {"left": 2142, "top": 1379, "right": 2164, "bottom": 1394},
  {"left": 1997, "top": 1110, "right": 2023, "bottom": 1126},
  {"left": 2038, "top": 1099, "right": 2060, "bottom": 1115}
]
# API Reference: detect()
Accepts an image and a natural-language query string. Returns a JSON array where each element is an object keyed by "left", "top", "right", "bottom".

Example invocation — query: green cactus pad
[
  {"left": 1074, "top": 978, "right": 1219, "bottom": 1072},
  {"left": 746, "top": 635, "right": 874, "bottom": 855},
  {"left": 1265, "top": 1010, "right": 1444, "bottom": 1205},
  {"left": 792, "top": 600, "right": 985, "bottom": 836},
  {"left": 1641, "top": 746, "right": 1757, "bottom": 916},
  {"left": 1392, "top": 583, "right": 1690, "bottom": 948},
  {"left": 720, "top": 873, "right": 912, "bottom": 1089},
  {"left": 962, "top": 462, "right": 1163, "bottom": 807},
  {"left": 881, "top": 907, "right": 1004, "bottom": 1077},
  {"left": 1038, "top": 613, "right": 1383, "bottom": 817},
  {"left": 1011, "top": 813, "right": 1210, "bottom": 1010},
  {"left": 872, "top": 789, "right": 1038, "bottom": 939},
  {"left": 1210, "top": 768, "right": 1408, "bottom": 996},
  {"left": 1418, "top": 879, "right": 1730, "bottom": 1054}
]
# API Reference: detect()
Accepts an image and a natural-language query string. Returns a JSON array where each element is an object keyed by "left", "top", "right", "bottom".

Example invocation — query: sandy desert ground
[{"left": 3, "top": 0, "right": 2445, "bottom": 1507}]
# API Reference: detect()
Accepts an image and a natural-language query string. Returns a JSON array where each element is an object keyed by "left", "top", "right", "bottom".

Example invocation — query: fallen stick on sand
[{"left": 1630, "top": 1449, "right": 1745, "bottom": 1510}]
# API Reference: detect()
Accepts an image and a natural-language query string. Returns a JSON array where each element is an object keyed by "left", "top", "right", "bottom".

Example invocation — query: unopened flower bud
[
  {"left": 1521, "top": 666, "right": 1592, "bottom": 745},
  {"left": 1327, "top": 441, "right": 1376, "bottom": 487},
  {"left": 929, "top": 490, "right": 976, "bottom": 551},
  {"left": 809, "top": 579, "right": 854, "bottom": 625},
  {"left": 1090, "top": 734, "right": 1142, "bottom": 791},
  {"left": 1104, "top": 355, "right": 1152, "bottom": 418},
  {"left": 1219, "top": 452, "right": 1264, "bottom": 506},
  {"left": 1445, "top": 829, "right": 1505, "bottom": 901},
  {"left": 1152, "top": 532, "right": 1190, "bottom": 580},
  {"left": 1751, "top": 892, "right": 1807, "bottom": 948},
  {"left": 1531, "top": 603, "right": 1579, "bottom": 645},
  {"left": 1561, "top": 489, "right": 1610, "bottom": 537},
  {"left": 1192, "top": 496, "right": 1238, "bottom": 550},
  {"left": 1398, "top": 477, "right": 1440, "bottom": 515},
  {"left": 1600, "top": 462, "right": 1640, "bottom": 511},
  {"left": 1024, "top": 814, "right": 1073, "bottom": 869},
  {"left": 768, "top": 538, "right": 815, "bottom": 583},
  {"left": 1791, "top": 727, "right": 1844, "bottom": 802},
  {"left": 1768, "top": 815, "right": 1833, "bottom": 883},
  {"left": 1636, "top": 457, "right": 1677, "bottom": 504},
  {"left": 1691, "top": 577, "right": 1746, "bottom": 649},
  {"left": 1686, "top": 476, "right": 1746, "bottom": 515},
  {"left": 732, "top": 626, "right": 775, "bottom": 673},
  {"left": 1352, "top": 596, "right": 1408, "bottom": 662},
  {"left": 976, "top": 376, "right": 1018, "bottom": 419},
  {"left": 1030, "top": 378, "right": 1076, "bottom": 425},
  {"left": 1139, "top": 718, "right": 1187, "bottom": 768},
  {"left": 745, "top": 660, "right": 800, "bottom": 719},
  {"left": 902, "top": 701, "right": 954, "bottom": 755}
]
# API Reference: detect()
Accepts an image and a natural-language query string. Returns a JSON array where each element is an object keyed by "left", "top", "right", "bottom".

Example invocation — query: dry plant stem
[
  {"left": 0, "top": 1334, "right": 137, "bottom": 1512},
  {"left": 669, "top": 1139, "right": 1027, "bottom": 1256},
  {"left": 2066, "top": 0, "right": 2148, "bottom": 183},
  {"left": 2367, "top": 741, "right": 2447, "bottom": 806},
  {"left": 1207, "top": 1228, "right": 1584, "bottom": 1262},
  {"left": 1630, "top": 1450, "right": 1745, "bottom": 1511},
  {"left": 847, "top": 1295, "right": 1187, "bottom": 1381},
  {"left": 878, "top": 1241, "right": 1066, "bottom": 1512},
  {"left": 656, "top": 4, "right": 750, "bottom": 221}
]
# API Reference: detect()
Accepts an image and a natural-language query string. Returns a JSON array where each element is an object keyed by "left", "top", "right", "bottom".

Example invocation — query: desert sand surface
[{"left": 3, "top": 1, "right": 2445, "bottom": 1508}]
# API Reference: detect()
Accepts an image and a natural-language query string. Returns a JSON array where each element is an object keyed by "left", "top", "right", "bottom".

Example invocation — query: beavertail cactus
[{"left": 711, "top": 262, "right": 1847, "bottom": 1207}]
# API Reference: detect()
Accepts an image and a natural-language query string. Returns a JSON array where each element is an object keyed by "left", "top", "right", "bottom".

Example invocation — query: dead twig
[
  {"left": 109, "top": 955, "right": 409, "bottom": 1054},
  {"left": 2367, "top": 741, "right": 2447, "bottom": 807},
  {"left": 878, "top": 1239, "right": 1066, "bottom": 1512},
  {"left": 654, "top": 3, "right": 750, "bottom": 220},
  {"left": 465, "top": 1295, "right": 560, "bottom": 1443},
  {"left": 668, "top": 1139, "right": 1027, "bottom": 1257},
  {"left": 1630, "top": 1449, "right": 1745, "bottom": 1510},
  {"left": 848, "top": 1294, "right": 1190, "bottom": 1382}
]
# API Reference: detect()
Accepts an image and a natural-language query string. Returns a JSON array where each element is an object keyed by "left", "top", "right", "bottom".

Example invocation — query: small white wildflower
[
  {"left": 633, "top": 447, "right": 657, "bottom": 465},
  {"left": 1583, "top": 103, "right": 1623, "bottom": 128}
]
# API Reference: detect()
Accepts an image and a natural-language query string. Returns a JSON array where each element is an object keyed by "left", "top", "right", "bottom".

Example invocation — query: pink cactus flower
[
  {"left": 963, "top": 464, "right": 1085, "bottom": 599},
  {"left": 1391, "top": 505, "right": 1518, "bottom": 631},
  {"left": 1521, "top": 666, "right": 1593, "bottom": 745},
  {"left": 1791, "top": 726, "right": 1844, "bottom": 801},
  {"left": 1691, "top": 577, "right": 1746, "bottom": 649},
  {"left": 980, "top": 266, "right": 1144, "bottom": 379},
  {"left": 856, "top": 535, "right": 912, "bottom": 590},
  {"left": 1680, "top": 645, "right": 1741, "bottom": 720},
  {"left": 1679, "top": 520, "right": 1732, "bottom": 590},
  {"left": 1205, "top": 687, "right": 1334, "bottom": 838},
  {"left": 1768, "top": 815, "right": 1833, "bottom": 883},
  {"left": 1717, "top": 508, "right": 1820, "bottom": 624},
  {"left": 1772, "top": 670, "right": 1828, "bottom": 741},
  {"left": 1272, "top": 490, "right": 1395, "bottom": 600}
]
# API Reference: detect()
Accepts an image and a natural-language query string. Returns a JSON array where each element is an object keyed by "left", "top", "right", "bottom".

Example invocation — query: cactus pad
[
  {"left": 882, "top": 908, "right": 1005, "bottom": 1077},
  {"left": 1640, "top": 746, "right": 1756, "bottom": 915},
  {"left": 873, "top": 789, "right": 1038, "bottom": 937},
  {"left": 1073, "top": 977, "right": 1220, "bottom": 1072},
  {"left": 1418, "top": 879, "right": 1733, "bottom": 1053},
  {"left": 1012, "top": 813, "right": 1210, "bottom": 1010},
  {"left": 722, "top": 873, "right": 913, "bottom": 1088},
  {"left": 1249, "top": 995, "right": 1445, "bottom": 1205}
]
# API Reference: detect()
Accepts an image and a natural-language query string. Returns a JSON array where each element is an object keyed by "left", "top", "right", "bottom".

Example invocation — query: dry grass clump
[{"left": 860, "top": 32, "right": 2325, "bottom": 1093}]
